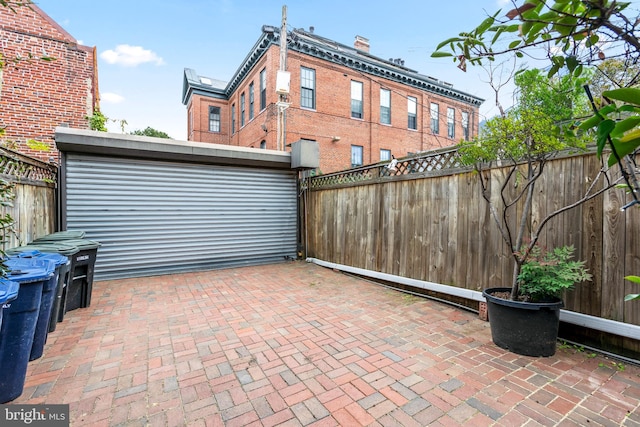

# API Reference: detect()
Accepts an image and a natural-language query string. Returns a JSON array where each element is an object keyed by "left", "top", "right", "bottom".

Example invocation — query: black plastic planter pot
[{"left": 482, "top": 287, "right": 564, "bottom": 357}]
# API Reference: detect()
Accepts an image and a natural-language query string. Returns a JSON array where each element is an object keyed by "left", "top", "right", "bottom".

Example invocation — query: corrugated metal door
[{"left": 64, "top": 154, "right": 298, "bottom": 280}]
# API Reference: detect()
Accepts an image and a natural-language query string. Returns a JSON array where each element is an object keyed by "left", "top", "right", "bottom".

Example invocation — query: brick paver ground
[{"left": 12, "top": 261, "right": 640, "bottom": 426}]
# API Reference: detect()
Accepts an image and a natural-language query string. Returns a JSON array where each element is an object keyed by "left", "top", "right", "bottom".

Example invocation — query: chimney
[
  {"left": 309, "top": 26, "right": 314, "bottom": 33},
  {"left": 354, "top": 35, "right": 370, "bottom": 53}
]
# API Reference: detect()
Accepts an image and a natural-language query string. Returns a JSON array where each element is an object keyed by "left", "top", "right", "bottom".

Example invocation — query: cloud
[
  {"left": 101, "top": 92, "right": 125, "bottom": 104},
  {"left": 100, "top": 44, "right": 165, "bottom": 67}
]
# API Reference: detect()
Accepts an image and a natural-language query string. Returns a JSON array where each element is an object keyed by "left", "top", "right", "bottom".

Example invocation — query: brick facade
[
  {"left": 0, "top": 4, "right": 98, "bottom": 163},
  {"left": 184, "top": 28, "right": 482, "bottom": 174}
]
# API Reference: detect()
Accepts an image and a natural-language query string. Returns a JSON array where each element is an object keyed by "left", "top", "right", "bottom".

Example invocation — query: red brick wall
[
  {"left": 188, "top": 44, "right": 481, "bottom": 173},
  {"left": 0, "top": 4, "right": 96, "bottom": 163}
]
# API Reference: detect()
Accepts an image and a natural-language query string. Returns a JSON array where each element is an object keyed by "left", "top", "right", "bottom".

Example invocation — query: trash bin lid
[
  {"left": 5, "top": 259, "right": 54, "bottom": 283},
  {"left": 10, "top": 251, "right": 68, "bottom": 267},
  {"left": 32, "top": 230, "right": 86, "bottom": 241},
  {"left": 34, "top": 238, "right": 102, "bottom": 250},
  {"left": 7, "top": 243, "right": 80, "bottom": 257},
  {"left": 0, "top": 279, "right": 19, "bottom": 304}
]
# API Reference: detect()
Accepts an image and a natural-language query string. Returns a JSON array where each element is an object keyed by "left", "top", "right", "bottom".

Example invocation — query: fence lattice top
[
  {"left": 309, "top": 147, "right": 464, "bottom": 189},
  {"left": 0, "top": 147, "right": 57, "bottom": 185}
]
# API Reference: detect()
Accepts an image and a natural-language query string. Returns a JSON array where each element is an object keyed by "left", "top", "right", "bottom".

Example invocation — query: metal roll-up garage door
[{"left": 64, "top": 154, "right": 298, "bottom": 280}]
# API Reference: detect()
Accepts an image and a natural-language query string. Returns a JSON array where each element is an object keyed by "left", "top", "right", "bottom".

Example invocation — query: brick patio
[{"left": 12, "top": 261, "right": 640, "bottom": 426}]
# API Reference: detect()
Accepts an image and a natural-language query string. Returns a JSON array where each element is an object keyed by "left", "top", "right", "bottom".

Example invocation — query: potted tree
[
  {"left": 432, "top": 0, "right": 640, "bottom": 356},
  {"left": 456, "top": 68, "right": 622, "bottom": 356}
]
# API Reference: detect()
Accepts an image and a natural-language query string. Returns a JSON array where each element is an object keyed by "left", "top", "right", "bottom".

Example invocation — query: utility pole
[{"left": 276, "top": 5, "right": 289, "bottom": 151}]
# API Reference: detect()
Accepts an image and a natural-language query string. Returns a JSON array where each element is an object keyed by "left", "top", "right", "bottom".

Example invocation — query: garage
[{"left": 56, "top": 128, "right": 299, "bottom": 280}]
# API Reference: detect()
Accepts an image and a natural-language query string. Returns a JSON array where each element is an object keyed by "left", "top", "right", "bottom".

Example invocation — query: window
[
  {"left": 430, "top": 103, "right": 439, "bottom": 134},
  {"left": 462, "top": 111, "right": 470, "bottom": 141},
  {"left": 260, "top": 68, "right": 267, "bottom": 110},
  {"left": 249, "top": 82, "right": 254, "bottom": 120},
  {"left": 208, "top": 106, "right": 220, "bottom": 132},
  {"left": 380, "top": 149, "right": 391, "bottom": 161},
  {"left": 351, "top": 145, "right": 363, "bottom": 167},
  {"left": 231, "top": 103, "right": 236, "bottom": 134},
  {"left": 380, "top": 88, "right": 391, "bottom": 124},
  {"left": 447, "top": 107, "right": 455, "bottom": 138},
  {"left": 301, "top": 67, "right": 316, "bottom": 109},
  {"left": 240, "top": 93, "right": 246, "bottom": 127},
  {"left": 351, "top": 81, "right": 363, "bottom": 119},
  {"left": 408, "top": 96, "right": 417, "bottom": 130}
]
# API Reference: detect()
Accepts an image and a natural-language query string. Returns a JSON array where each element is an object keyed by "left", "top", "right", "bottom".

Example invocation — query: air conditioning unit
[{"left": 276, "top": 70, "right": 290, "bottom": 95}]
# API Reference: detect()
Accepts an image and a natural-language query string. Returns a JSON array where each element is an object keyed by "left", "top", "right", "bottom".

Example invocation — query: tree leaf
[
  {"left": 618, "top": 105, "right": 640, "bottom": 113},
  {"left": 574, "top": 64, "right": 583, "bottom": 77},
  {"left": 578, "top": 114, "right": 602, "bottom": 131},
  {"left": 431, "top": 51, "right": 454, "bottom": 58},
  {"left": 611, "top": 118, "right": 640, "bottom": 137},
  {"left": 509, "top": 40, "right": 522, "bottom": 49},
  {"left": 625, "top": 275, "right": 640, "bottom": 284},
  {"left": 586, "top": 34, "right": 599, "bottom": 47},
  {"left": 597, "top": 119, "right": 616, "bottom": 157},
  {"left": 603, "top": 88, "right": 640, "bottom": 106},
  {"left": 505, "top": 24, "right": 520, "bottom": 33},
  {"left": 607, "top": 136, "right": 640, "bottom": 167},
  {"left": 436, "top": 37, "right": 463, "bottom": 50},
  {"left": 566, "top": 56, "right": 578, "bottom": 72},
  {"left": 491, "top": 27, "right": 505, "bottom": 45},
  {"left": 477, "top": 16, "right": 496, "bottom": 34}
]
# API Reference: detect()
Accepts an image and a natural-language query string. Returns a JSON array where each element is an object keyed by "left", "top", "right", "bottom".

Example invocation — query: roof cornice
[
  {"left": 183, "top": 26, "right": 484, "bottom": 107},
  {"left": 286, "top": 29, "right": 483, "bottom": 106}
]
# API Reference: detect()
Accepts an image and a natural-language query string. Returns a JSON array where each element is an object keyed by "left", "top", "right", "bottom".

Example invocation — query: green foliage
[
  {"left": 0, "top": 1, "right": 33, "bottom": 12},
  {"left": 26, "top": 139, "right": 50, "bottom": 151},
  {"left": 517, "top": 245, "right": 592, "bottom": 302},
  {"left": 130, "top": 127, "right": 172, "bottom": 139},
  {"left": 458, "top": 69, "right": 590, "bottom": 167},
  {"left": 624, "top": 275, "right": 640, "bottom": 301},
  {"left": 0, "top": 177, "right": 15, "bottom": 277},
  {"left": 431, "top": 1, "right": 636, "bottom": 79},
  {"left": 578, "top": 87, "right": 640, "bottom": 165},
  {"left": 599, "top": 360, "right": 626, "bottom": 371},
  {"left": 87, "top": 110, "right": 108, "bottom": 132},
  {"left": 434, "top": 0, "right": 640, "bottom": 204}
]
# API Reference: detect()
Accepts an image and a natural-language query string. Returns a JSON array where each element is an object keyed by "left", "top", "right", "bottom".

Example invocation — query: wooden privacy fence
[
  {"left": 0, "top": 147, "right": 57, "bottom": 249},
  {"left": 304, "top": 147, "right": 640, "bottom": 354}
]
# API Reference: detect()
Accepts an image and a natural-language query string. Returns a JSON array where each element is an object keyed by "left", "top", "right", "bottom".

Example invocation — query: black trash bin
[
  {"left": 7, "top": 243, "right": 79, "bottom": 330},
  {"left": 0, "top": 260, "right": 54, "bottom": 403},
  {"left": 32, "top": 235, "right": 101, "bottom": 312},
  {"left": 7, "top": 252, "right": 68, "bottom": 360}
]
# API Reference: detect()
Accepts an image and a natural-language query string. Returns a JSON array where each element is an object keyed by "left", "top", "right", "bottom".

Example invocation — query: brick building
[
  {"left": 0, "top": 3, "right": 98, "bottom": 163},
  {"left": 183, "top": 26, "right": 483, "bottom": 174}
]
